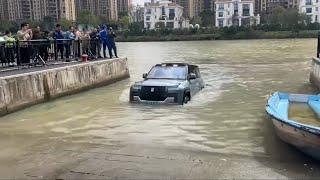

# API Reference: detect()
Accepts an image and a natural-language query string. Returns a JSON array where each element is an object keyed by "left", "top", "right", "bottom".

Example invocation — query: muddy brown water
[
  {"left": 289, "top": 103, "right": 320, "bottom": 127},
  {"left": 0, "top": 39, "right": 320, "bottom": 178}
]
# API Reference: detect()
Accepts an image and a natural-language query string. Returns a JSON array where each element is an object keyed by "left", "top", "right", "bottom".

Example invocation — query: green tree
[
  {"left": 155, "top": 22, "right": 165, "bottom": 29},
  {"left": 190, "top": 16, "right": 201, "bottom": 25},
  {"left": 29, "top": 20, "right": 41, "bottom": 28},
  {"left": 200, "top": 10, "right": 214, "bottom": 27},
  {"left": 77, "top": 10, "right": 101, "bottom": 27},
  {"left": 128, "top": 22, "right": 144, "bottom": 35},
  {"left": 119, "top": 16, "right": 131, "bottom": 29},
  {"left": 269, "top": 6, "right": 286, "bottom": 26},
  {"left": 41, "top": 16, "right": 55, "bottom": 31},
  {"left": 59, "top": 18, "right": 73, "bottom": 30},
  {"left": 118, "top": 11, "right": 129, "bottom": 18},
  {"left": 0, "top": 20, "right": 18, "bottom": 33}
]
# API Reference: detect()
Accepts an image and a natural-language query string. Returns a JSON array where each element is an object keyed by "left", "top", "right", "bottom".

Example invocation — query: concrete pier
[
  {"left": 310, "top": 57, "right": 320, "bottom": 89},
  {"left": 0, "top": 58, "right": 130, "bottom": 116}
]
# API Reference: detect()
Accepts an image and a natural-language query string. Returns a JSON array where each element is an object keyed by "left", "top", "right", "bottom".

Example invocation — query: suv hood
[{"left": 136, "top": 79, "right": 185, "bottom": 87}]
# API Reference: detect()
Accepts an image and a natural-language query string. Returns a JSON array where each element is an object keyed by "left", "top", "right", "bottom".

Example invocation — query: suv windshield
[{"left": 147, "top": 66, "right": 187, "bottom": 80}]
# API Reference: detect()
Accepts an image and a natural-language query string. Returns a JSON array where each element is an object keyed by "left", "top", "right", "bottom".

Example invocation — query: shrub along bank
[{"left": 116, "top": 29, "right": 319, "bottom": 42}]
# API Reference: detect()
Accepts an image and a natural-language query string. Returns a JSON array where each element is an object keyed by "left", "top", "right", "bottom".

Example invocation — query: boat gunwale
[
  {"left": 266, "top": 92, "right": 320, "bottom": 136},
  {"left": 266, "top": 111, "right": 320, "bottom": 136}
]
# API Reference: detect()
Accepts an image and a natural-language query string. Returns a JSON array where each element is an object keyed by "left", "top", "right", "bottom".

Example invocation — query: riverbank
[
  {"left": 117, "top": 30, "right": 319, "bottom": 42},
  {"left": 0, "top": 58, "right": 130, "bottom": 116}
]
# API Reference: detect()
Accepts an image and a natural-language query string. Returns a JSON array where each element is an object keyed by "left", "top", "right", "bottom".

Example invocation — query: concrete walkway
[{"left": 0, "top": 59, "right": 112, "bottom": 78}]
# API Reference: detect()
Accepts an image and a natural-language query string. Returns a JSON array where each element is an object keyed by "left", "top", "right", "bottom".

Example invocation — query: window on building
[
  {"left": 306, "top": 8, "right": 312, "bottom": 13},
  {"left": 306, "top": 0, "right": 312, "bottom": 5},
  {"left": 169, "top": 9, "right": 175, "bottom": 20},
  {"left": 219, "top": 12, "right": 223, "bottom": 17},
  {"left": 146, "top": 16, "right": 150, "bottom": 21},
  {"left": 234, "top": 2, "right": 238, "bottom": 11},
  {"left": 243, "top": 4, "right": 250, "bottom": 16},
  {"left": 146, "top": 23, "right": 151, "bottom": 29},
  {"left": 218, "top": 19, "right": 224, "bottom": 27},
  {"left": 166, "top": 22, "right": 174, "bottom": 28},
  {"left": 218, "top": 4, "right": 224, "bottom": 10},
  {"left": 234, "top": 9, "right": 238, "bottom": 16},
  {"left": 146, "top": 9, "right": 151, "bottom": 14},
  {"left": 316, "top": 15, "right": 318, "bottom": 22},
  {"left": 162, "top": 6, "right": 165, "bottom": 16}
]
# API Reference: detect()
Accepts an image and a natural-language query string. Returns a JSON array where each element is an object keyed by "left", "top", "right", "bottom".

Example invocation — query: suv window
[
  {"left": 188, "top": 65, "right": 200, "bottom": 78},
  {"left": 195, "top": 67, "right": 201, "bottom": 78},
  {"left": 147, "top": 66, "right": 187, "bottom": 80}
]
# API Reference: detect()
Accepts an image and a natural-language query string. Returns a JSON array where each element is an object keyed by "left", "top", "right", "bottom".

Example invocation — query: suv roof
[{"left": 155, "top": 63, "right": 198, "bottom": 68}]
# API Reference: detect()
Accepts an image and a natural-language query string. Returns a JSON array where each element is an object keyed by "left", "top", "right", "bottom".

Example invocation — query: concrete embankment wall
[
  {"left": 0, "top": 58, "right": 130, "bottom": 116},
  {"left": 310, "top": 57, "right": 320, "bottom": 89}
]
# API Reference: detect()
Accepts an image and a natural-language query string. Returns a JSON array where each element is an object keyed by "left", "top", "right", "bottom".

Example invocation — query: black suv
[{"left": 130, "top": 63, "right": 204, "bottom": 105}]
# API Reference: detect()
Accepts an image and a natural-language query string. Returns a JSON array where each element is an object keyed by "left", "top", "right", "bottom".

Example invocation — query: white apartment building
[
  {"left": 215, "top": 0, "right": 260, "bottom": 27},
  {"left": 144, "top": 0, "right": 189, "bottom": 29},
  {"left": 299, "top": 0, "right": 320, "bottom": 23}
]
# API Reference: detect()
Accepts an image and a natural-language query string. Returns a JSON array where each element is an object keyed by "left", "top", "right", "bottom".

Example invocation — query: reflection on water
[
  {"left": 0, "top": 39, "right": 319, "bottom": 172},
  {"left": 289, "top": 103, "right": 320, "bottom": 126}
]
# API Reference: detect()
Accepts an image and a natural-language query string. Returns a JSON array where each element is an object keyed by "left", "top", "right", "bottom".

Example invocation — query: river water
[{"left": 0, "top": 39, "right": 320, "bottom": 178}]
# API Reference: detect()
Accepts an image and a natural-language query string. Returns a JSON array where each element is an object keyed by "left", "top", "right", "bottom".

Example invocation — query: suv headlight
[
  {"left": 168, "top": 85, "right": 181, "bottom": 91},
  {"left": 131, "top": 85, "right": 142, "bottom": 90}
]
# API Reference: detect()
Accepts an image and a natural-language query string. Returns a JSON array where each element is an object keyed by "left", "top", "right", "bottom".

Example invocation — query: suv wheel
[{"left": 183, "top": 93, "right": 190, "bottom": 104}]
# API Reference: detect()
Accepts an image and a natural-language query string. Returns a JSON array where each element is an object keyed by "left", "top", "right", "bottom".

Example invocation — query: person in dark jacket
[
  {"left": 89, "top": 28, "right": 99, "bottom": 58},
  {"left": 54, "top": 24, "right": 64, "bottom": 60},
  {"left": 107, "top": 27, "right": 118, "bottom": 58},
  {"left": 65, "top": 26, "right": 75, "bottom": 60},
  {"left": 96, "top": 26, "right": 102, "bottom": 58},
  {"left": 40, "top": 30, "right": 50, "bottom": 62},
  {"left": 99, "top": 25, "right": 108, "bottom": 58}
]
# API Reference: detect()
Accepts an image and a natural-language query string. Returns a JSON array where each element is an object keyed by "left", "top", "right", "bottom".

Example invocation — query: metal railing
[
  {"left": 317, "top": 32, "right": 320, "bottom": 58},
  {"left": 0, "top": 38, "right": 102, "bottom": 69}
]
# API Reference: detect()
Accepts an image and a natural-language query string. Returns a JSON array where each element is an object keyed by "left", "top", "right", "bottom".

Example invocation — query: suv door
[
  {"left": 195, "top": 67, "right": 204, "bottom": 90},
  {"left": 188, "top": 65, "right": 198, "bottom": 96}
]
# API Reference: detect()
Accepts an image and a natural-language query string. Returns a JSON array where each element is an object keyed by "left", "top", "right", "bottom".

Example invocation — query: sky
[{"left": 133, "top": 0, "right": 148, "bottom": 5}]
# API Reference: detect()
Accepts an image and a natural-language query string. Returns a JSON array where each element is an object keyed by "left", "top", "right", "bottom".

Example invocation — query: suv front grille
[{"left": 140, "top": 86, "right": 167, "bottom": 101}]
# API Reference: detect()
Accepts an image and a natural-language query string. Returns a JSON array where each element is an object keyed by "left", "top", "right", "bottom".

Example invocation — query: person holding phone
[{"left": 17, "top": 22, "right": 33, "bottom": 65}]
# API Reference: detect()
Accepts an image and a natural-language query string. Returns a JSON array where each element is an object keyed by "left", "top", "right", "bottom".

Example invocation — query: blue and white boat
[{"left": 266, "top": 92, "right": 320, "bottom": 160}]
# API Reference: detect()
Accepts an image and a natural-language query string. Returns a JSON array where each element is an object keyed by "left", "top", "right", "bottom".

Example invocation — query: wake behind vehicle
[{"left": 130, "top": 63, "right": 204, "bottom": 105}]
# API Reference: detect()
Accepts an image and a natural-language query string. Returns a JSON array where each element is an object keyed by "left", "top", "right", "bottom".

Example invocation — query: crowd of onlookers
[{"left": 0, "top": 22, "right": 118, "bottom": 67}]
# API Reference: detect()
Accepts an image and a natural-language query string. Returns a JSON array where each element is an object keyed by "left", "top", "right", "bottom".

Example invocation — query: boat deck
[{"left": 289, "top": 103, "right": 320, "bottom": 127}]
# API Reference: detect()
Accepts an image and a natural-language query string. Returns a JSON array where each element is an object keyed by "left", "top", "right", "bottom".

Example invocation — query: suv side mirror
[
  {"left": 143, "top": 73, "right": 148, "bottom": 79},
  {"left": 188, "top": 73, "right": 197, "bottom": 80}
]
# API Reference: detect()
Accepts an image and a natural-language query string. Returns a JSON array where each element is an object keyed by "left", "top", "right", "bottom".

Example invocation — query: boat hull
[{"left": 270, "top": 116, "right": 320, "bottom": 160}]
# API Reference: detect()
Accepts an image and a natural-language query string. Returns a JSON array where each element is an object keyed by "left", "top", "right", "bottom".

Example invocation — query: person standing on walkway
[
  {"left": 53, "top": 24, "right": 65, "bottom": 60},
  {"left": 33, "top": 27, "right": 50, "bottom": 62},
  {"left": 96, "top": 26, "right": 102, "bottom": 58},
  {"left": 65, "top": 26, "right": 76, "bottom": 61},
  {"left": 89, "top": 28, "right": 99, "bottom": 58},
  {"left": 107, "top": 27, "right": 118, "bottom": 58},
  {"left": 99, "top": 25, "right": 108, "bottom": 58},
  {"left": 3, "top": 31, "right": 16, "bottom": 67},
  {"left": 17, "top": 22, "right": 33, "bottom": 65}
]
